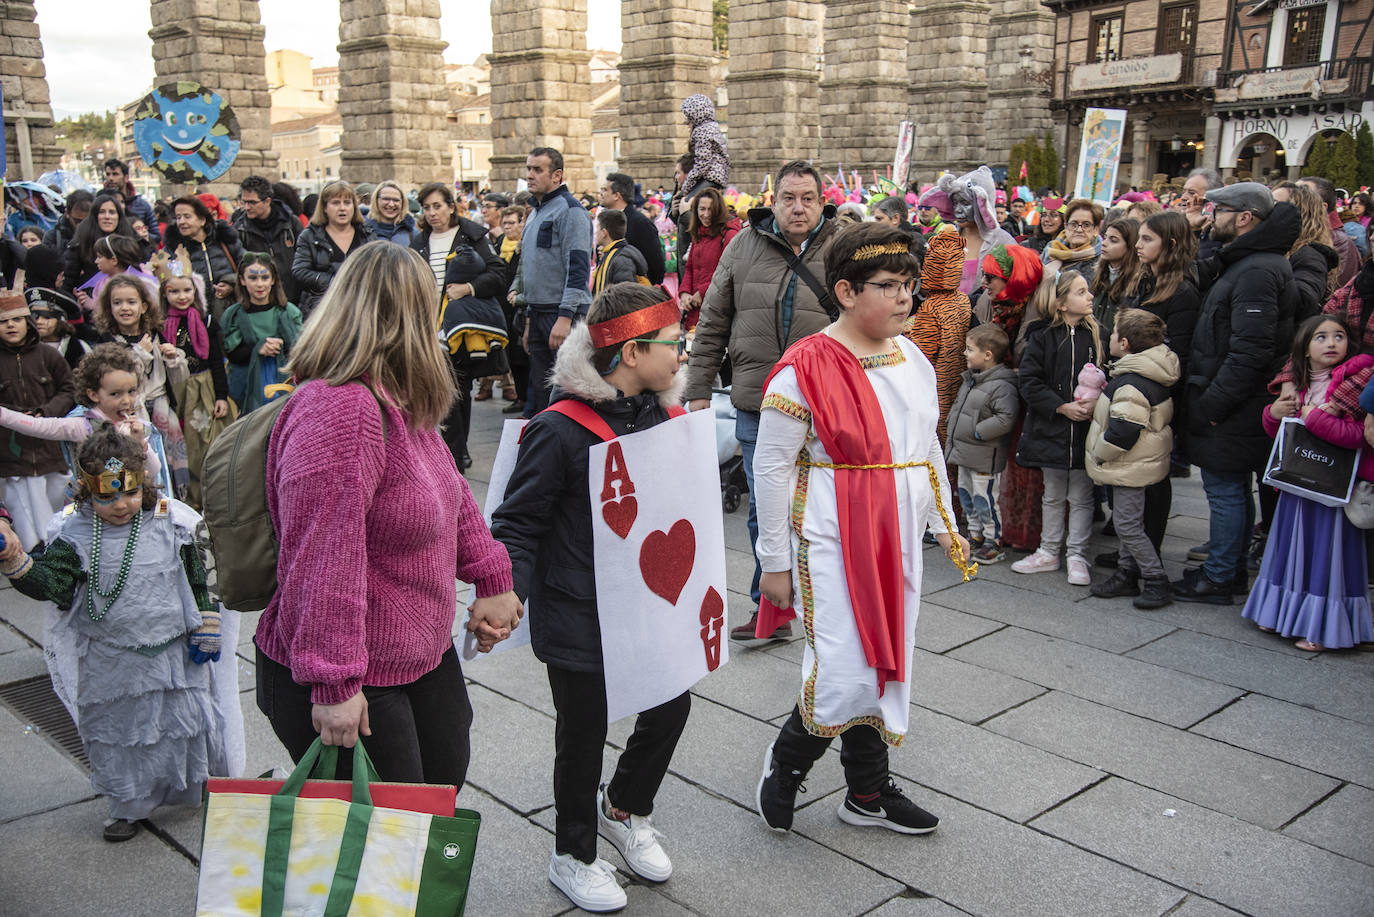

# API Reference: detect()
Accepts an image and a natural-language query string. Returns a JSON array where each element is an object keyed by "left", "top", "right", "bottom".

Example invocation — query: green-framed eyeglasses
[{"left": 632, "top": 337, "right": 686, "bottom": 355}]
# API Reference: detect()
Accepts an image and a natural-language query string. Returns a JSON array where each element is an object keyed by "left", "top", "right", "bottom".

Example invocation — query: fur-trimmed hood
[{"left": 551, "top": 320, "right": 686, "bottom": 408}]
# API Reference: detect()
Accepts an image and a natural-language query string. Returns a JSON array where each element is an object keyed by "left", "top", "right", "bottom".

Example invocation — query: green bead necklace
[{"left": 86, "top": 510, "right": 143, "bottom": 622}]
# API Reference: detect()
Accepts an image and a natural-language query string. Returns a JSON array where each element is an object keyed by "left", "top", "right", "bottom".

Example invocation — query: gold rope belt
[{"left": 795, "top": 457, "right": 978, "bottom": 582}]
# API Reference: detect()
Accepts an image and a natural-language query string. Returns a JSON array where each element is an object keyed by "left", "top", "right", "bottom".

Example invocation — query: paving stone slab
[
  {"left": 865, "top": 897, "right": 974, "bottom": 916},
  {"left": 452, "top": 786, "right": 575, "bottom": 917},
  {"left": 463, "top": 642, "right": 555, "bottom": 713},
  {"left": 917, "top": 547, "right": 973, "bottom": 595},
  {"left": 0, "top": 643, "right": 46, "bottom": 684},
  {"left": 0, "top": 797, "right": 200, "bottom": 915},
  {"left": 949, "top": 627, "right": 1242, "bottom": 728},
  {"left": 1163, "top": 511, "right": 1212, "bottom": 543},
  {"left": 1112, "top": 597, "right": 1312, "bottom": 657},
  {"left": 791, "top": 781, "right": 1185, "bottom": 917},
  {"left": 236, "top": 609, "right": 261, "bottom": 652},
  {"left": 910, "top": 601, "right": 1006, "bottom": 653},
  {"left": 240, "top": 688, "right": 295, "bottom": 781},
  {"left": 688, "top": 646, "right": 801, "bottom": 722},
  {"left": 725, "top": 545, "right": 760, "bottom": 597},
  {"left": 0, "top": 587, "right": 45, "bottom": 645},
  {"left": 534, "top": 774, "right": 905, "bottom": 917},
  {"left": 909, "top": 647, "right": 1045, "bottom": 724},
  {"left": 0, "top": 703, "right": 93, "bottom": 822},
  {"left": 1191, "top": 694, "right": 1374, "bottom": 788},
  {"left": 929, "top": 578, "right": 1176, "bottom": 653},
  {"left": 465, "top": 683, "right": 560, "bottom": 814},
  {"left": 1165, "top": 896, "right": 1248, "bottom": 917},
  {"left": 889, "top": 706, "right": 1103, "bottom": 822},
  {"left": 1030, "top": 778, "right": 1374, "bottom": 917},
  {"left": 1128, "top": 629, "right": 1374, "bottom": 725},
  {"left": 606, "top": 694, "right": 847, "bottom": 813},
  {"left": 985, "top": 691, "right": 1339, "bottom": 830},
  {"left": 1282, "top": 783, "right": 1374, "bottom": 866},
  {"left": 0, "top": 620, "right": 32, "bottom": 655}
]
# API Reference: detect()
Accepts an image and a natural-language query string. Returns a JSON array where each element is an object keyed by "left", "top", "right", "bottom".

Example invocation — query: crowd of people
[{"left": 1, "top": 97, "right": 1373, "bottom": 912}]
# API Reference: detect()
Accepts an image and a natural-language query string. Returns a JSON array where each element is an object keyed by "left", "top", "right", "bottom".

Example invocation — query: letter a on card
[{"left": 600, "top": 441, "right": 638, "bottom": 538}]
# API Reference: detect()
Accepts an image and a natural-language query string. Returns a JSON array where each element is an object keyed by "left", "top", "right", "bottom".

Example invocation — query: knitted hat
[
  {"left": 917, "top": 187, "right": 955, "bottom": 221},
  {"left": 1041, "top": 197, "right": 1066, "bottom": 213},
  {"left": 0, "top": 294, "right": 29, "bottom": 321}
]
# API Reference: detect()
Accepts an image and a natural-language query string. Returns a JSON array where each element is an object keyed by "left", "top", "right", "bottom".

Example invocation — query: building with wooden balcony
[
  {"left": 1211, "top": 0, "right": 1373, "bottom": 181},
  {"left": 1045, "top": 0, "right": 1228, "bottom": 192}
]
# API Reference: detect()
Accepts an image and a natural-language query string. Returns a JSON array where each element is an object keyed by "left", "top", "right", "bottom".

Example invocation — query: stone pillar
[
  {"left": 908, "top": 0, "right": 989, "bottom": 185},
  {"left": 336, "top": 0, "right": 449, "bottom": 188},
  {"left": 488, "top": 0, "right": 594, "bottom": 191},
  {"left": 148, "top": 0, "right": 276, "bottom": 199},
  {"left": 725, "top": 0, "right": 822, "bottom": 192},
  {"left": 618, "top": 0, "right": 715, "bottom": 191},
  {"left": 820, "top": 0, "right": 908, "bottom": 176},
  {"left": 1, "top": 1, "right": 61, "bottom": 178},
  {"left": 985, "top": 0, "right": 1053, "bottom": 174}
]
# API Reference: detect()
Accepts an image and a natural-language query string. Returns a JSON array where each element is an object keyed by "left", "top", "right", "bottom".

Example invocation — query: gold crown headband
[
  {"left": 79, "top": 456, "right": 145, "bottom": 497},
  {"left": 851, "top": 241, "right": 911, "bottom": 262}
]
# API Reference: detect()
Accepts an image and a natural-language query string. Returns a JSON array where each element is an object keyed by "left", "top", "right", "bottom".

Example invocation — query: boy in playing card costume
[
  {"left": 490, "top": 283, "right": 691, "bottom": 913},
  {"left": 753, "top": 222, "right": 973, "bottom": 835}
]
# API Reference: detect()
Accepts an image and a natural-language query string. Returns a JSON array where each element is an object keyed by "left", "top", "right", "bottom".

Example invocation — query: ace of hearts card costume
[
  {"left": 754, "top": 330, "right": 958, "bottom": 745},
  {"left": 489, "top": 300, "right": 693, "bottom": 868}
]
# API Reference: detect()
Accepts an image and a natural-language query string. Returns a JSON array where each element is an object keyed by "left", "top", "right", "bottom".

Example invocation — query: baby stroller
[{"left": 713, "top": 387, "right": 748, "bottom": 513}]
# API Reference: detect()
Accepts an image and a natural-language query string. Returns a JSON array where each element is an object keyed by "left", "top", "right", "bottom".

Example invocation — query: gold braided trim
[
  {"left": 858, "top": 349, "right": 906, "bottom": 370},
  {"left": 761, "top": 393, "right": 812, "bottom": 425},
  {"left": 795, "top": 457, "right": 978, "bottom": 582},
  {"left": 851, "top": 241, "right": 911, "bottom": 262}
]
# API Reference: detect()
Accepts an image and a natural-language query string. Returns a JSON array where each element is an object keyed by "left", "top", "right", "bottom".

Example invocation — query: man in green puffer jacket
[{"left": 684, "top": 159, "right": 841, "bottom": 642}]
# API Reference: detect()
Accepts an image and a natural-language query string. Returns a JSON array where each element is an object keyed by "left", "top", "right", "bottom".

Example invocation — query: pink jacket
[
  {"left": 681, "top": 218, "right": 742, "bottom": 298},
  {"left": 256, "top": 380, "right": 513, "bottom": 704},
  {"left": 1262, "top": 353, "right": 1374, "bottom": 483}
]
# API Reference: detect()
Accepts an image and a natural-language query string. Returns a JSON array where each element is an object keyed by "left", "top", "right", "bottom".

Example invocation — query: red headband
[{"left": 587, "top": 301, "right": 681, "bottom": 348}]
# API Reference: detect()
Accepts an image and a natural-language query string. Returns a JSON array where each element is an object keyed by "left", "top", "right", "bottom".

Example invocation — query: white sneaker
[
  {"left": 1066, "top": 555, "right": 1091, "bottom": 586},
  {"left": 597, "top": 785, "right": 673, "bottom": 882},
  {"left": 1011, "top": 549, "right": 1061, "bottom": 574},
  {"left": 548, "top": 850, "right": 627, "bottom": 913}
]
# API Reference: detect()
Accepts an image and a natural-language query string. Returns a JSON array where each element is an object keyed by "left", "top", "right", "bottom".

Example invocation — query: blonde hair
[
  {"left": 286, "top": 242, "right": 455, "bottom": 429},
  {"left": 310, "top": 180, "right": 364, "bottom": 228},
  {"left": 372, "top": 180, "right": 407, "bottom": 217},
  {"left": 1036, "top": 269, "right": 1101, "bottom": 347},
  {"left": 1288, "top": 185, "right": 1338, "bottom": 295}
]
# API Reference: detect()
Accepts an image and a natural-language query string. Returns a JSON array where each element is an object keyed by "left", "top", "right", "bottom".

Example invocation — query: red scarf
[
  {"left": 164, "top": 306, "right": 210, "bottom": 361},
  {"left": 761, "top": 333, "right": 907, "bottom": 692}
]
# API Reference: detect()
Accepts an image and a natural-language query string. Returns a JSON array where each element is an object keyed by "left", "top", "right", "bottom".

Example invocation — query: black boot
[
  {"left": 1089, "top": 566, "right": 1140, "bottom": 598},
  {"left": 1134, "top": 576, "right": 1174, "bottom": 609}
]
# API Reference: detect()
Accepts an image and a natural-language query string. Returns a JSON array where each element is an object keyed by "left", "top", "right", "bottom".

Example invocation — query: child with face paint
[
  {"left": 0, "top": 293, "right": 77, "bottom": 549},
  {"left": 0, "top": 427, "right": 243, "bottom": 843}
]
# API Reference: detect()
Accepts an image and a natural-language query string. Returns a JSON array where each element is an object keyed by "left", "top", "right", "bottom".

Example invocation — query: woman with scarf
[
  {"left": 1042, "top": 199, "right": 1103, "bottom": 284},
  {"left": 980, "top": 243, "right": 1046, "bottom": 552},
  {"left": 159, "top": 271, "right": 232, "bottom": 508}
]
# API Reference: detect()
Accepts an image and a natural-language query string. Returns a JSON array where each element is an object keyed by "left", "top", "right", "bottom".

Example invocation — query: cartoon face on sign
[{"left": 132, "top": 82, "right": 241, "bottom": 183}]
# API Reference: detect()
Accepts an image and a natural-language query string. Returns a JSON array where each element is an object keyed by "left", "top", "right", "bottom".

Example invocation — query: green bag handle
[{"left": 261, "top": 738, "right": 379, "bottom": 917}]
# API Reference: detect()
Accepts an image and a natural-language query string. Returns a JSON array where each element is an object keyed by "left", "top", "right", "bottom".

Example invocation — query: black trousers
[
  {"left": 546, "top": 665, "right": 691, "bottom": 863},
  {"left": 441, "top": 359, "right": 476, "bottom": 464},
  {"left": 1143, "top": 476, "right": 1172, "bottom": 553},
  {"left": 524, "top": 311, "right": 561, "bottom": 418},
  {"left": 772, "top": 706, "right": 889, "bottom": 798},
  {"left": 255, "top": 645, "right": 473, "bottom": 788}
]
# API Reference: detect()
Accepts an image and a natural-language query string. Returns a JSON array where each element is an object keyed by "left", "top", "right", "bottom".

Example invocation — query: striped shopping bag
[{"left": 196, "top": 739, "right": 480, "bottom": 916}]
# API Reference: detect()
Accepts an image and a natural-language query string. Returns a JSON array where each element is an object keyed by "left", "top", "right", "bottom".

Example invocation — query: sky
[{"left": 36, "top": 0, "right": 622, "bottom": 118}]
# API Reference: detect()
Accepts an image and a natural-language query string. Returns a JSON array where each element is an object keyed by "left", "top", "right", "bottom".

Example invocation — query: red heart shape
[
  {"left": 602, "top": 497, "right": 638, "bottom": 539},
  {"left": 639, "top": 519, "right": 695, "bottom": 605}
]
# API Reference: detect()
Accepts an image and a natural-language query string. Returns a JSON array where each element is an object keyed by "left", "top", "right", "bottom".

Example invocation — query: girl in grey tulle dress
[{"left": 0, "top": 428, "right": 243, "bottom": 842}]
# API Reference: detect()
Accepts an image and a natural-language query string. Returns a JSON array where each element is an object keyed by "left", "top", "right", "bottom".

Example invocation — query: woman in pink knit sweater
[{"left": 254, "top": 242, "right": 522, "bottom": 786}]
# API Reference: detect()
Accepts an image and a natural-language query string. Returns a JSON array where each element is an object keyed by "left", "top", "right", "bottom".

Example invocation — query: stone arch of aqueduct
[{"left": 3, "top": 0, "right": 1054, "bottom": 196}]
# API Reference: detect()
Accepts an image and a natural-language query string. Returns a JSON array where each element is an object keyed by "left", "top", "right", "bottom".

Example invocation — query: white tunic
[{"left": 754, "top": 334, "right": 955, "bottom": 745}]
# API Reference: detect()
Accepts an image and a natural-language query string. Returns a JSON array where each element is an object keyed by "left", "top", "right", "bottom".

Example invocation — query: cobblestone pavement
[{"left": 2, "top": 394, "right": 1372, "bottom": 916}]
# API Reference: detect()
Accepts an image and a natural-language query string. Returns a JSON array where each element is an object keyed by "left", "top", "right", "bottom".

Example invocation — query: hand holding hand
[
  {"left": 760, "top": 570, "right": 794, "bottom": 609},
  {"left": 312, "top": 692, "right": 370, "bottom": 747}
]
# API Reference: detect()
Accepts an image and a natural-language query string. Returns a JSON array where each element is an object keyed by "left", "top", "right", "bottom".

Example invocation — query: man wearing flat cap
[{"left": 1174, "top": 182, "right": 1301, "bottom": 604}]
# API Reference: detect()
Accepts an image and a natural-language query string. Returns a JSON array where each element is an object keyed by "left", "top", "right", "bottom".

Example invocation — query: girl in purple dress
[{"left": 1243, "top": 315, "right": 1374, "bottom": 651}]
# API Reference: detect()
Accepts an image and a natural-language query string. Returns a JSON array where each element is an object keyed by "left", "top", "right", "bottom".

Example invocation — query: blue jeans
[
  {"left": 1200, "top": 468, "right": 1255, "bottom": 584},
  {"left": 736, "top": 409, "right": 763, "bottom": 605}
]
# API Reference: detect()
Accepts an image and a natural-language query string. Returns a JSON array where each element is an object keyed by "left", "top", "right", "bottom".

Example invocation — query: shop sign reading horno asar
[{"left": 1070, "top": 53, "right": 1183, "bottom": 93}]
